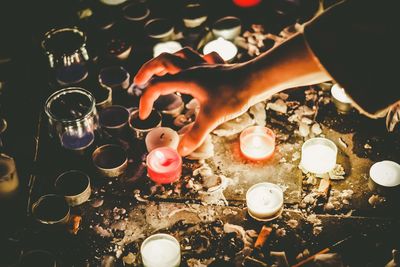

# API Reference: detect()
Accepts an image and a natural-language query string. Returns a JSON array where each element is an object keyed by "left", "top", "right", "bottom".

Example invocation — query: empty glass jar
[
  {"left": 45, "top": 87, "right": 98, "bottom": 152},
  {"left": 41, "top": 27, "right": 90, "bottom": 86}
]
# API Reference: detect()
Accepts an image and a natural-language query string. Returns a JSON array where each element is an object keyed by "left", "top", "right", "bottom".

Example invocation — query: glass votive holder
[
  {"left": 99, "top": 105, "right": 130, "bottom": 136},
  {"left": 92, "top": 144, "right": 128, "bottom": 178},
  {"left": 55, "top": 170, "right": 91, "bottom": 207},
  {"left": 129, "top": 109, "right": 162, "bottom": 140},
  {"left": 141, "top": 233, "right": 181, "bottom": 267},
  {"left": 240, "top": 126, "right": 275, "bottom": 161},
  {"left": 331, "top": 84, "right": 353, "bottom": 114},
  {"left": 32, "top": 194, "right": 70, "bottom": 225},
  {"left": 45, "top": 87, "right": 98, "bottom": 153},
  {"left": 98, "top": 66, "right": 130, "bottom": 91},
  {"left": 246, "top": 182, "right": 284, "bottom": 221},
  {"left": 203, "top": 37, "right": 237, "bottom": 62},
  {"left": 41, "top": 27, "right": 89, "bottom": 86},
  {"left": 300, "top": 137, "right": 337, "bottom": 174},
  {"left": 368, "top": 160, "right": 400, "bottom": 196},
  {"left": 212, "top": 16, "right": 242, "bottom": 40}
]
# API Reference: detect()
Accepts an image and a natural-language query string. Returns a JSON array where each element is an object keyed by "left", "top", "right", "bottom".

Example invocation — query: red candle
[
  {"left": 240, "top": 126, "right": 275, "bottom": 161},
  {"left": 146, "top": 147, "right": 182, "bottom": 184}
]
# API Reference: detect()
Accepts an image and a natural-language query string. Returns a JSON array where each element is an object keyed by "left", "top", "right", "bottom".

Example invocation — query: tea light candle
[
  {"left": 240, "top": 126, "right": 275, "bottom": 160},
  {"left": 203, "top": 37, "right": 237, "bottom": 62},
  {"left": 331, "top": 84, "right": 352, "bottom": 114},
  {"left": 146, "top": 147, "right": 182, "bottom": 184},
  {"left": 153, "top": 41, "right": 183, "bottom": 58},
  {"left": 246, "top": 182, "right": 284, "bottom": 221},
  {"left": 369, "top": 160, "right": 400, "bottom": 194},
  {"left": 300, "top": 138, "right": 337, "bottom": 174},
  {"left": 145, "top": 127, "right": 180, "bottom": 152},
  {"left": 141, "top": 233, "right": 181, "bottom": 267}
]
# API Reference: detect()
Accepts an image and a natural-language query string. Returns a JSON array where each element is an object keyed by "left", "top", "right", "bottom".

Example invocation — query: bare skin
[{"left": 135, "top": 31, "right": 332, "bottom": 156}]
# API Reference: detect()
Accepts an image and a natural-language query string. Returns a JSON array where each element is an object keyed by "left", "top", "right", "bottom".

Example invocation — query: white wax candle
[
  {"left": 240, "top": 126, "right": 275, "bottom": 161},
  {"left": 141, "top": 234, "right": 181, "bottom": 267},
  {"left": 331, "top": 84, "right": 352, "bottom": 104},
  {"left": 145, "top": 127, "right": 180, "bottom": 152},
  {"left": 153, "top": 41, "right": 183, "bottom": 58},
  {"left": 203, "top": 37, "right": 237, "bottom": 62},
  {"left": 300, "top": 138, "right": 337, "bottom": 174},
  {"left": 246, "top": 182, "right": 283, "bottom": 221},
  {"left": 370, "top": 160, "right": 400, "bottom": 187}
]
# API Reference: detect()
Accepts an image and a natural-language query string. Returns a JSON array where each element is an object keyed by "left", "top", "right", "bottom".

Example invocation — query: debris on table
[{"left": 368, "top": 194, "right": 386, "bottom": 208}]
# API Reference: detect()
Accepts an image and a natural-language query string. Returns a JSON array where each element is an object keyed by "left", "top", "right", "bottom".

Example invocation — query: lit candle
[
  {"left": 240, "top": 126, "right": 275, "bottom": 160},
  {"left": 300, "top": 138, "right": 337, "bottom": 174},
  {"left": 369, "top": 160, "right": 400, "bottom": 195},
  {"left": 331, "top": 84, "right": 352, "bottom": 114},
  {"left": 145, "top": 127, "right": 180, "bottom": 152},
  {"left": 246, "top": 182, "right": 284, "bottom": 221},
  {"left": 146, "top": 147, "right": 182, "bottom": 184},
  {"left": 141, "top": 233, "right": 181, "bottom": 267},
  {"left": 153, "top": 41, "right": 183, "bottom": 58},
  {"left": 203, "top": 37, "right": 237, "bottom": 62}
]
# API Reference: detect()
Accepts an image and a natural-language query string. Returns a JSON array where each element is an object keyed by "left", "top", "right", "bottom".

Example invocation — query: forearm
[{"left": 238, "top": 31, "right": 331, "bottom": 106}]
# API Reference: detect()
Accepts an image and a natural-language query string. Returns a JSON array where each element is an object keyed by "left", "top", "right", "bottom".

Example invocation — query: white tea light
[
  {"left": 153, "top": 41, "right": 183, "bottom": 58},
  {"left": 246, "top": 182, "right": 284, "bottom": 221},
  {"left": 331, "top": 84, "right": 352, "bottom": 113},
  {"left": 300, "top": 138, "right": 337, "bottom": 174},
  {"left": 370, "top": 161, "right": 400, "bottom": 187},
  {"left": 141, "top": 233, "right": 181, "bottom": 267},
  {"left": 145, "top": 127, "right": 180, "bottom": 152},
  {"left": 203, "top": 37, "right": 237, "bottom": 62}
]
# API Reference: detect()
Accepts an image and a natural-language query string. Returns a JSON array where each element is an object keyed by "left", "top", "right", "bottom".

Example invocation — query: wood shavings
[
  {"left": 122, "top": 252, "right": 136, "bottom": 265},
  {"left": 311, "top": 123, "right": 322, "bottom": 135},
  {"left": 249, "top": 102, "right": 267, "bottom": 126},
  {"left": 368, "top": 194, "right": 386, "bottom": 208},
  {"left": 254, "top": 226, "right": 273, "bottom": 249},
  {"left": 266, "top": 99, "right": 288, "bottom": 114},
  {"left": 287, "top": 219, "right": 299, "bottom": 229},
  {"left": 298, "top": 122, "right": 310, "bottom": 137},
  {"left": 338, "top": 137, "right": 348, "bottom": 148},
  {"left": 270, "top": 251, "right": 289, "bottom": 267},
  {"left": 275, "top": 228, "right": 286, "bottom": 237},
  {"left": 306, "top": 214, "right": 322, "bottom": 236},
  {"left": 90, "top": 198, "right": 104, "bottom": 208},
  {"left": 314, "top": 253, "right": 344, "bottom": 267},
  {"left": 187, "top": 134, "right": 214, "bottom": 160},
  {"left": 329, "top": 164, "right": 346, "bottom": 180},
  {"left": 94, "top": 225, "right": 113, "bottom": 238},
  {"left": 364, "top": 143, "right": 372, "bottom": 150},
  {"left": 167, "top": 207, "right": 199, "bottom": 218},
  {"left": 213, "top": 113, "right": 254, "bottom": 136}
]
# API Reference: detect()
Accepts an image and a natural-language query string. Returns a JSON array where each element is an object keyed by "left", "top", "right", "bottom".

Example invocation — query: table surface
[{"left": 1, "top": 1, "right": 399, "bottom": 267}]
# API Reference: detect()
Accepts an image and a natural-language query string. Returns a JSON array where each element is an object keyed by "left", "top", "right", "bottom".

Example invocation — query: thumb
[{"left": 178, "top": 115, "right": 213, "bottom": 156}]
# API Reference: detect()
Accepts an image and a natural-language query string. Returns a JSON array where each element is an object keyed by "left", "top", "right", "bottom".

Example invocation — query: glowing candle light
[
  {"left": 246, "top": 182, "right": 284, "bottom": 221},
  {"left": 300, "top": 138, "right": 337, "bottom": 174},
  {"left": 146, "top": 147, "right": 182, "bottom": 184},
  {"left": 203, "top": 37, "right": 238, "bottom": 62},
  {"left": 240, "top": 126, "right": 275, "bottom": 160},
  {"left": 369, "top": 160, "right": 400, "bottom": 195},
  {"left": 141, "top": 234, "right": 181, "bottom": 267},
  {"left": 153, "top": 41, "right": 183, "bottom": 58},
  {"left": 331, "top": 84, "right": 352, "bottom": 114}
]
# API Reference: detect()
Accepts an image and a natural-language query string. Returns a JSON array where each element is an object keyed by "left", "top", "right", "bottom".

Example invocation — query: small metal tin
[
  {"left": 145, "top": 18, "right": 175, "bottom": 41},
  {"left": 129, "top": 109, "right": 162, "bottom": 140},
  {"left": 99, "top": 105, "right": 130, "bottom": 136},
  {"left": 32, "top": 194, "right": 70, "bottom": 225},
  {"left": 182, "top": 3, "right": 207, "bottom": 28},
  {"left": 123, "top": 2, "right": 150, "bottom": 22},
  {"left": 99, "top": 66, "right": 130, "bottom": 91},
  {"left": 212, "top": 16, "right": 242, "bottom": 40},
  {"left": 55, "top": 170, "right": 91, "bottom": 206},
  {"left": 0, "top": 153, "right": 19, "bottom": 197},
  {"left": 368, "top": 160, "right": 400, "bottom": 196},
  {"left": 92, "top": 144, "right": 128, "bottom": 178},
  {"left": 94, "top": 87, "right": 113, "bottom": 110}
]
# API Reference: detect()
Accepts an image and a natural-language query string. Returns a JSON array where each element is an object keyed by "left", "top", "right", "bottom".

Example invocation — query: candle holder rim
[
  {"left": 92, "top": 144, "right": 128, "bottom": 171},
  {"left": 331, "top": 84, "right": 352, "bottom": 104},
  {"left": 54, "top": 170, "right": 91, "bottom": 198},
  {"left": 146, "top": 146, "right": 182, "bottom": 167},
  {"left": 246, "top": 182, "right": 284, "bottom": 201},
  {"left": 247, "top": 205, "right": 284, "bottom": 222},
  {"left": 98, "top": 66, "right": 130, "bottom": 88},
  {"left": 31, "top": 194, "right": 70, "bottom": 225},
  {"left": 301, "top": 137, "right": 338, "bottom": 153},
  {"left": 240, "top": 125, "right": 276, "bottom": 139},
  {"left": 140, "top": 233, "right": 181, "bottom": 260},
  {"left": 99, "top": 105, "right": 130, "bottom": 129},
  {"left": 128, "top": 108, "right": 162, "bottom": 131},
  {"left": 45, "top": 87, "right": 96, "bottom": 124},
  {"left": 144, "top": 18, "right": 174, "bottom": 39},
  {"left": 369, "top": 160, "right": 400, "bottom": 187},
  {"left": 122, "top": 2, "right": 150, "bottom": 21},
  {"left": 41, "top": 27, "right": 87, "bottom": 57}
]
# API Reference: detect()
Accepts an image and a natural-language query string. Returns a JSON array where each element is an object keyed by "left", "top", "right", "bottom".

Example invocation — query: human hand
[{"left": 135, "top": 47, "right": 252, "bottom": 156}]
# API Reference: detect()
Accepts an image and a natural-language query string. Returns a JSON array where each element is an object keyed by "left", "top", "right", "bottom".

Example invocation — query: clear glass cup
[
  {"left": 41, "top": 27, "right": 90, "bottom": 86},
  {"left": 45, "top": 87, "right": 98, "bottom": 152}
]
